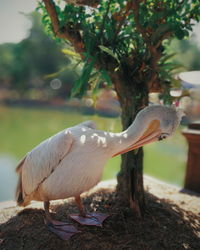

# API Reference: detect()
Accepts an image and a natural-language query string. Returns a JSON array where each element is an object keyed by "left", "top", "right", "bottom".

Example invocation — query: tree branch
[
  {"left": 155, "top": 31, "right": 172, "bottom": 49},
  {"left": 67, "top": 0, "right": 100, "bottom": 8},
  {"left": 99, "top": 0, "right": 112, "bottom": 41},
  {"left": 132, "top": 0, "right": 155, "bottom": 54},
  {"left": 132, "top": 0, "right": 168, "bottom": 92},
  {"left": 43, "top": 0, "right": 85, "bottom": 54},
  {"left": 113, "top": 1, "right": 134, "bottom": 37}
]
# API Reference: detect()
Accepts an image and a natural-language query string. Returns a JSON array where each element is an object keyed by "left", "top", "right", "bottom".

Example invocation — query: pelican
[{"left": 15, "top": 105, "right": 181, "bottom": 240}]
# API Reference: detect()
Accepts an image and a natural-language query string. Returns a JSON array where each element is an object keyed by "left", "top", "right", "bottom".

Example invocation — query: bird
[{"left": 15, "top": 105, "right": 182, "bottom": 240}]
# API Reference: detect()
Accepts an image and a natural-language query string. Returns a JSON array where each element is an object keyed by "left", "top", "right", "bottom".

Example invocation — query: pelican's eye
[{"left": 158, "top": 133, "right": 169, "bottom": 141}]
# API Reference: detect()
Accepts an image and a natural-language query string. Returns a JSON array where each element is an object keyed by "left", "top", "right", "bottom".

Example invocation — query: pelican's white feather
[{"left": 22, "top": 130, "right": 73, "bottom": 198}]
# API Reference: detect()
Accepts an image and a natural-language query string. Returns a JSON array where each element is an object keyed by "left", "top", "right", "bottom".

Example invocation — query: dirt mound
[{"left": 0, "top": 178, "right": 199, "bottom": 250}]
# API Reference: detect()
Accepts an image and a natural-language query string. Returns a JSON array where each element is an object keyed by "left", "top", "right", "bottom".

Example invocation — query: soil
[{"left": 0, "top": 177, "right": 199, "bottom": 250}]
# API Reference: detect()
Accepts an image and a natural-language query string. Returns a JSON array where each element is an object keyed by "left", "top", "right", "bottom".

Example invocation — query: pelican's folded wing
[{"left": 21, "top": 129, "right": 74, "bottom": 196}]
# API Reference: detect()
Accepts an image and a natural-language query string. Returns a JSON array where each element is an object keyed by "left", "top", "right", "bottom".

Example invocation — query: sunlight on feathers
[{"left": 80, "top": 135, "right": 86, "bottom": 144}]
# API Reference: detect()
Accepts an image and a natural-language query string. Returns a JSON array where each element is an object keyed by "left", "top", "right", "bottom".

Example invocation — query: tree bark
[{"left": 110, "top": 67, "right": 148, "bottom": 216}]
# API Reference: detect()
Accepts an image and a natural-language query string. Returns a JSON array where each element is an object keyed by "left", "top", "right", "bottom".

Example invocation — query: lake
[{"left": 0, "top": 105, "right": 188, "bottom": 202}]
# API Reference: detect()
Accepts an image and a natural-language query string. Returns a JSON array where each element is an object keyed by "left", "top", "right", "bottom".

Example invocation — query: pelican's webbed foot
[
  {"left": 70, "top": 212, "right": 110, "bottom": 227},
  {"left": 44, "top": 201, "right": 80, "bottom": 240},
  {"left": 45, "top": 219, "right": 80, "bottom": 240}
]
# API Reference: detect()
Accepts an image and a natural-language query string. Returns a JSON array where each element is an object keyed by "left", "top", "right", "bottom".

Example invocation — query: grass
[{"left": 0, "top": 105, "right": 187, "bottom": 186}]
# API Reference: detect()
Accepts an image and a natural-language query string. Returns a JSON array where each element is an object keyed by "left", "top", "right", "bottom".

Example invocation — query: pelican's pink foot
[
  {"left": 45, "top": 219, "right": 81, "bottom": 240},
  {"left": 70, "top": 212, "right": 110, "bottom": 227}
]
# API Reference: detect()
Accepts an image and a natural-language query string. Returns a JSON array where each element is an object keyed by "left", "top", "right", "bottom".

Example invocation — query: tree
[{"left": 40, "top": 0, "right": 200, "bottom": 215}]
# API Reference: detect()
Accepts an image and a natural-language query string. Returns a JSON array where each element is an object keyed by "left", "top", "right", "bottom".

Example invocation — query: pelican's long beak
[{"left": 113, "top": 120, "right": 161, "bottom": 157}]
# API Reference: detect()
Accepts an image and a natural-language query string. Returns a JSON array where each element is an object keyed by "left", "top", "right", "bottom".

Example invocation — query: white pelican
[{"left": 15, "top": 105, "right": 181, "bottom": 240}]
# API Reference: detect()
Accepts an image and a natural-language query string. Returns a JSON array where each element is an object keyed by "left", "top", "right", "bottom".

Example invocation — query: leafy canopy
[{"left": 38, "top": 0, "right": 200, "bottom": 98}]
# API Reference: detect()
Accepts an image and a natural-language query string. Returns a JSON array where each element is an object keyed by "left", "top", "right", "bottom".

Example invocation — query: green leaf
[
  {"left": 160, "top": 53, "right": 177, "bottom": 64},
  {"left": 90, "top": 73, "right": 101, "bottom": 94},
  {"left": 61, "top": 49, "right": 81, "bottom": 58},
  {"left": 167, "top": 64, "right": 184, "bottom": 72},
  {"left": 100, "top": 69, "right": 112, "bottom": 86},
  {"left": 99, "top": 45, "right": 120, "bottom": 63},
  {"left": 175, "top": 29, "right": 185, "bottom": 40},
  {"left": 71, "top": 57, "right": 96, "bottom": 97},
  {"left": 89, "top": 72, "right": 100, "bottom": 84}
]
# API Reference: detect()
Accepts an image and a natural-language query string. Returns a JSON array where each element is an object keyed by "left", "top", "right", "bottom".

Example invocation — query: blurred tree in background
[
  {"left": 39, "top": 0, "right": 200, "bottom": 214},
  {"left": 168, "top": 38, "right": 200, "bottom": 71},
  {"left": 0, "top": 12, "right": 78, "bottom": 99}
]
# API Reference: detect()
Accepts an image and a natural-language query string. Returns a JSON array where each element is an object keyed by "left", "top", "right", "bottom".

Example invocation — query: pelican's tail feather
[
  {"left": 15, "top": 156, "right": 30, "bottom": 207},
  {"left": 15, "top": 174, "right": 30, "bottom": 207},
  {"left": 15, "top": 156, "right": 26, "bottom": 173},
  {"left": 15, "top": 173, "right": 23, "bottom": 206}
]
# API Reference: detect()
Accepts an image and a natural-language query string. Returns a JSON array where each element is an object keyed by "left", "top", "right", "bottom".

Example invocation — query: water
[{"left": 0, "top": 154, "right": 18, "bottom": 201}]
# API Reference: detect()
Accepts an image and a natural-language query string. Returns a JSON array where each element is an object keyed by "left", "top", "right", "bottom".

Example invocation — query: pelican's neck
[
  {"left": 121, "top": 117, "right": 148, "bottom": 144},
  {"left": 110, "top": 111, "right": 155, "bottom": 156}
]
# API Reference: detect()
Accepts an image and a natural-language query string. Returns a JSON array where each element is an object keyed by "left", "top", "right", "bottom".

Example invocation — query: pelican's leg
[
  {"left": 75, "top": 196, "right": 86, "bottom": 217},
  {"left": 70, "top": 196, "right": 110, "bottom": 227},
  {"left": 44, "top": 201, "right": 80, "bottom": 240}
]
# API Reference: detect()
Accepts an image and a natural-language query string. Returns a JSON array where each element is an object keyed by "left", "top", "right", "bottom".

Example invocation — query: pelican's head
[
  {"left": 133, "top": 105, "right": 183, "bottom": 148},
  {"left": 149, "top": 105, "right": 182, "bottom": 136},
  {"left": 112, "top": 105, "right": 183, "bottom": 157},
  {"left": 113, "top": 105, "right": 183, "bottom": 156}
]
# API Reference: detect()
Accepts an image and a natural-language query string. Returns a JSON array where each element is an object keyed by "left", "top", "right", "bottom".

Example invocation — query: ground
[{"left": 0, "top": 177, "right": 199, "bottom": 250}]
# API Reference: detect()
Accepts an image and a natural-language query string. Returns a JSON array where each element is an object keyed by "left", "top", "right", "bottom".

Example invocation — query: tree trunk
[{"left": 110, "top": 67, "right": 148, "bottom": 216}]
